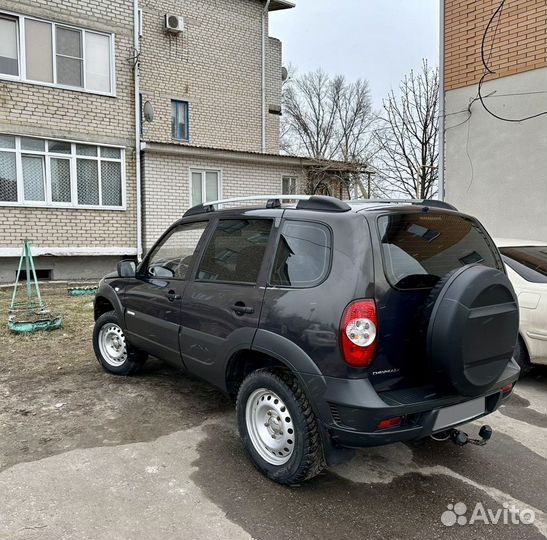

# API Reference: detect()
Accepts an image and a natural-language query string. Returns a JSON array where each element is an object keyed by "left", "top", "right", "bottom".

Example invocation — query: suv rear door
[
  {"left": 367, "top": 208, "right": 503, "bottom": 392},
  {"left": 179, "top": 213, "right": 278, "bottom": 386}
]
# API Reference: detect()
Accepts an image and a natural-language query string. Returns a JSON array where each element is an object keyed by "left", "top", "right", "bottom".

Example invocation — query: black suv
[{"left": 93, "top": 195, "right": 520, "bottom": 484}]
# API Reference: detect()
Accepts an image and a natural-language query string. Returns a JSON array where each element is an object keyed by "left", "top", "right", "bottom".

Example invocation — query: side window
[
  {"left": 282, "top": 176, "right": 296, "bottom": 195},
  {"left": 271, "top": 221, "right": 331, "bottom": 288},
  {"left": 145, "top": 222, "right": 207, "bottom": 279},
  {"left": 197, "top": 219, "right": 273, "bottom": 284},
  {"left": 171, "top": 100, "right": 189, "bottom": 141},
  {"left": 0, "top": 15, "right": 19, "bottom": 76}
]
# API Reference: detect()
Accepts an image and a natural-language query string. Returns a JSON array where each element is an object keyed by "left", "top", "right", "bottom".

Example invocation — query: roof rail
[
  {"left": 349, "top": 198, "right": 457, "bottom": 211},
  {"left": 183, "top": 195, "right": 351, "bottom": 217},
  {"left": 416, "top": 199, "right": 458, "bottom": 211}
]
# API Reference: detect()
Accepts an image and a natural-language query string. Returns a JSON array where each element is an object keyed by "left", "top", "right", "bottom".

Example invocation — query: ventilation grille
[{"left": 328, "top": 402, "right": 343, "bottom": 425}]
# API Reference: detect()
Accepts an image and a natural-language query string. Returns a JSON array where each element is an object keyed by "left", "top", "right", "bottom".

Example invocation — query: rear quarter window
[
  {"left": 271, "top": 221, "right": 331, "bottom": 288},
  {"left": 378, "top": 212, "right": 500, "bottom": 290}
]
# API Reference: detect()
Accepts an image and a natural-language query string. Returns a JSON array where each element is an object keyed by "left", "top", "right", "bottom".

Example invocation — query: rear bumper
[{"left": 300, "top": 360, "right": 520, "bottom": 449}]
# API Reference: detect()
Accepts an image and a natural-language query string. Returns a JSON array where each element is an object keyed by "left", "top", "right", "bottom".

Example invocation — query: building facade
[
  {"left": 137, "top": 0, "right": 310, "bottom": 252},
  {"left": 0, "top": 0, "right": 138, "bottom": 281},
  {"left": 442, "top": 0, "right": 547, "bottom": 242},
  {"left": 0, "top": 0, "right": 324, "bottom": 282}
]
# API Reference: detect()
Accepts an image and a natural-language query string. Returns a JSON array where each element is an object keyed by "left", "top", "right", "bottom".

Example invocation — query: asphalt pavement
[{"left": 0, "top": 361, "right": 545, "bottom": 540}]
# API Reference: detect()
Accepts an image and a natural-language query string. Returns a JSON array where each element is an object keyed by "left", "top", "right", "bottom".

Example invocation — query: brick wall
[
  {"left": 141, "top": 151, "right": 304, "bottom": 249},
  {"left": 444, "top": 0, "right": 547, "bottom": 91},
  {"left": 0, "top": 0, "right": 137, "bottom": 250},
  {"left": 139, "top": 0, "right": 282, "bottom": 154}
]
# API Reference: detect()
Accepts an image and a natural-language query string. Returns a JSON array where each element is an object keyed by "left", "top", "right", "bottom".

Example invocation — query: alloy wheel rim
[
  {"left": 98, "top": 323, "right": 128, "bottom": 367},
  {"left": 245, "top": 388, "right": 295, "bottom": 465}
]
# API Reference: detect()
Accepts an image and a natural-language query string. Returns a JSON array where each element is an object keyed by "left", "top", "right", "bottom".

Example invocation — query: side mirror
[{"left": 117, "top": 259, "right": 136, "bottom": 278}]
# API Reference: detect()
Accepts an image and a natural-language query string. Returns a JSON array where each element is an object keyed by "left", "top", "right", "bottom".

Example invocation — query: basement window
[{"left": 16, "top": 269, "right": 52, "bottom": 281}]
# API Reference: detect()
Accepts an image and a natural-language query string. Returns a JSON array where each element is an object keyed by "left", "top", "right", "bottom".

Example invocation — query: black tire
[
  {"left": 236, "top": 370, "right": 325, "bottom": 485},
  {"left": 514, "top": 336, "right": 532, "bottom": 375},
  {"left": 93, "top": 311, "right": 147, "bottom": 375}
]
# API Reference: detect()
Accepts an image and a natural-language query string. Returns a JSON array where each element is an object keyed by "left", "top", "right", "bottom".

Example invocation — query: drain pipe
[
  {"left": 133, "top": 0, "right": 143, "bottom": 260},
  {"left": 261, "top": 0, "right": 271, "bottom": 153},
  {"left": 438, "top": 0, "right": 445, "bottom": 201}
]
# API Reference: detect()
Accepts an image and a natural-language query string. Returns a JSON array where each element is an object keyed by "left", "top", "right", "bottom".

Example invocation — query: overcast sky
[{"left": 269, "top": 0, "right": 440, "bottom": 109}]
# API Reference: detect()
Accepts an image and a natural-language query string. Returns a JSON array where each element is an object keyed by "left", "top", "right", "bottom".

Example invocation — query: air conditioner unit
[{"left": 165, "top": 14, "right": 184, "bottom": 33}]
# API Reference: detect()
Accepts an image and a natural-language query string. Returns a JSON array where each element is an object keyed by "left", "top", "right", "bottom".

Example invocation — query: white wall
[
  {"left": 141, "top": 151, "right": 305, "bottom": 251},
  {"left": 444, "top": 67, "right": 547, "bottom": 242}
]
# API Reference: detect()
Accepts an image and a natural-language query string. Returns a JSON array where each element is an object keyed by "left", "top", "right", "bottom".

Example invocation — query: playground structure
[{"left": 8, "top": 240, "right": 63, "bottom": 333}]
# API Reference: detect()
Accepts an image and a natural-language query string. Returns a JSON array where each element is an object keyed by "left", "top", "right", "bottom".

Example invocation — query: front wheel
[
  {"left": 236, "top": 370, "right": 325, "bottom": 485},
  {"left": 93, "top": 311, "right": 147, "bottom": 375}
]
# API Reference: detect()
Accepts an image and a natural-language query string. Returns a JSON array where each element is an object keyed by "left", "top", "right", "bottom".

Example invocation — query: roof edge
[
  {"left": 269, "top": 0, "right": 296, "bottom": 11},
  {"left": 141, "top": 142, "right": 362, "bottom": 171}
]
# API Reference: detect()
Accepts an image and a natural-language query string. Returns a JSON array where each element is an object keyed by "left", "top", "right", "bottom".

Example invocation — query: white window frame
[
  {"left": 281, "top": 175, "right": 297, "bottom": 195},
  {"left": 0, "top": 134, "right": 126, "bottom": 210},
  {"left": 189, "top": 168, "right": 222, "bottom": 207},
  {"left": 0, "top": 14, "right": 21, "bottom": 80},
  {"left": 0, "top": 10, "right": 116, "bottom": 96}
]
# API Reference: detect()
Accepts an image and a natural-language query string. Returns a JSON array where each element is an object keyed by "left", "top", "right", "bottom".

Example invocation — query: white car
[{"left": 495, "top": 239, "right": 547, "bottom": 372}]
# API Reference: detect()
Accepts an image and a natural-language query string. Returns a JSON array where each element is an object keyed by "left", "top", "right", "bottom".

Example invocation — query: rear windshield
[
  {"left": 500, "top": 246, "right": 547, "bottom": 284},
  {"left": 378, "top": 212, "right": 500, "bottom": 290}
]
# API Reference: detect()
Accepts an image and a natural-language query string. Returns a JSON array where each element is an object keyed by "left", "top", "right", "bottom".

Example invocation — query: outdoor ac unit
[{"left": 165, "top": 14, "right": 184, "bottom": 33}]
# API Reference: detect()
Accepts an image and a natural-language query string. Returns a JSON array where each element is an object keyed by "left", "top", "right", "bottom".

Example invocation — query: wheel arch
[
  {"left": 224, "top": 329, "right": 323, "bottom": 401},
  {"left": 94, "top": 295, "right": 115, "bottom": 321},
  {"left": 94, "top": 283, "right": 126, "bottom": 324},
  {"left": 225, "top": 349, "right": 294, "bottom": 402}
]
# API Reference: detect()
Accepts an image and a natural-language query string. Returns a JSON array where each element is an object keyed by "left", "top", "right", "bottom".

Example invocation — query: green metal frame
[
  {"left": 10, "top": 240, "right": 43, "bottom": 311},
  {"left": 8, "top": 240, "right": 62, "bottom": 333}
]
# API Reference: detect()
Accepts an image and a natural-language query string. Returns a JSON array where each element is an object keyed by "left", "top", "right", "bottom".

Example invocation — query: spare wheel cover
[{"left": 426, "top": 264, "right": 519, "bottom": 397}]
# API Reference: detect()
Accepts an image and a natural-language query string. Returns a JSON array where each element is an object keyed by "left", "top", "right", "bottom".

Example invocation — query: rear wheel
[
  {"left": 93, "top": 311, "right": 147, "bottom": 375},
  {"left": 514, "top": 336, "right": 532, "bottom": 375},
  {"left": 236, "top": 370, "right": 325, "bottom": 485}
]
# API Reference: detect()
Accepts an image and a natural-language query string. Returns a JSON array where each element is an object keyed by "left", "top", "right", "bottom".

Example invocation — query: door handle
[
  {"left": 166, "top": 290, "right": 181, "bottom": 302},
  {"left": 230, "top": 302, "right": 254, "bottom": 315}
]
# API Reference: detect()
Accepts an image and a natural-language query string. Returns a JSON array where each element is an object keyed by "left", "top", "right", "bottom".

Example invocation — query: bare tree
[
  {"left": 374, "top": 60, "right": 439, "bottom": 199},
  {"left": 282, "top": 69, "right": 375, "bottom": 161},
  {"left": 282, "top": 69, "right": 376, "bottom": 196}
]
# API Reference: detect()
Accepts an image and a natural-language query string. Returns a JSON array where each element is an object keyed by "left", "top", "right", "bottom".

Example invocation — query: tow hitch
[{"left": 432, "top": 425, "right": 493, "bottom": 446}]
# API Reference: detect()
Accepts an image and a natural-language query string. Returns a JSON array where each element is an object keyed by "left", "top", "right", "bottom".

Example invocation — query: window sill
[
  {"left": 0, "top": 75, "right": 116, "bottom": 98},
  {"left": 0, "top": 202, "right": 126, "bottom": 211}
]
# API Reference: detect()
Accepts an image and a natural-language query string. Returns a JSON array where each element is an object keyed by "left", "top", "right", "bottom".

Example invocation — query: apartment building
[
  {"left": 0, "top": 0, "right": 344, "bottom": 281},
  {"left": 137, "top": 0, "right": 315, "bottom": 250},
  {"left": 0, "top": 0, "right": 137, "bottom": 281},
  {"left": 441, "top": 0, "right": 547, "bottom": 241}
]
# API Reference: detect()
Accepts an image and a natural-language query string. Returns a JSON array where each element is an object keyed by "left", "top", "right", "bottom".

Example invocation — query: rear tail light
[
  {"left": 501, "top": 383, "right": 513, "bottom": 394},
  {"left": 340, "top": 299, "right": 378, "bottom": 367},
  {"left": 377, "top": 417, "right": 401, "bottom": 430}
]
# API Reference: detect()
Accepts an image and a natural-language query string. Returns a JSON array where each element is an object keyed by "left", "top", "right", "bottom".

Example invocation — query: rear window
[
  {"left": 378, "top": 212, "right": 500, "bottom": 290},
  {"left": 500, "top": 246, "right": 547, "bottom": 284},
  {"left": 197, "top": 219, "right": 272, "bottom": 284}
]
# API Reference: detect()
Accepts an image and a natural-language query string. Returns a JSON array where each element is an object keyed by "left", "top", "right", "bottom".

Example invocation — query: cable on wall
[{"left": 478, "top": 0, "right": 547, "bottom": 123}]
